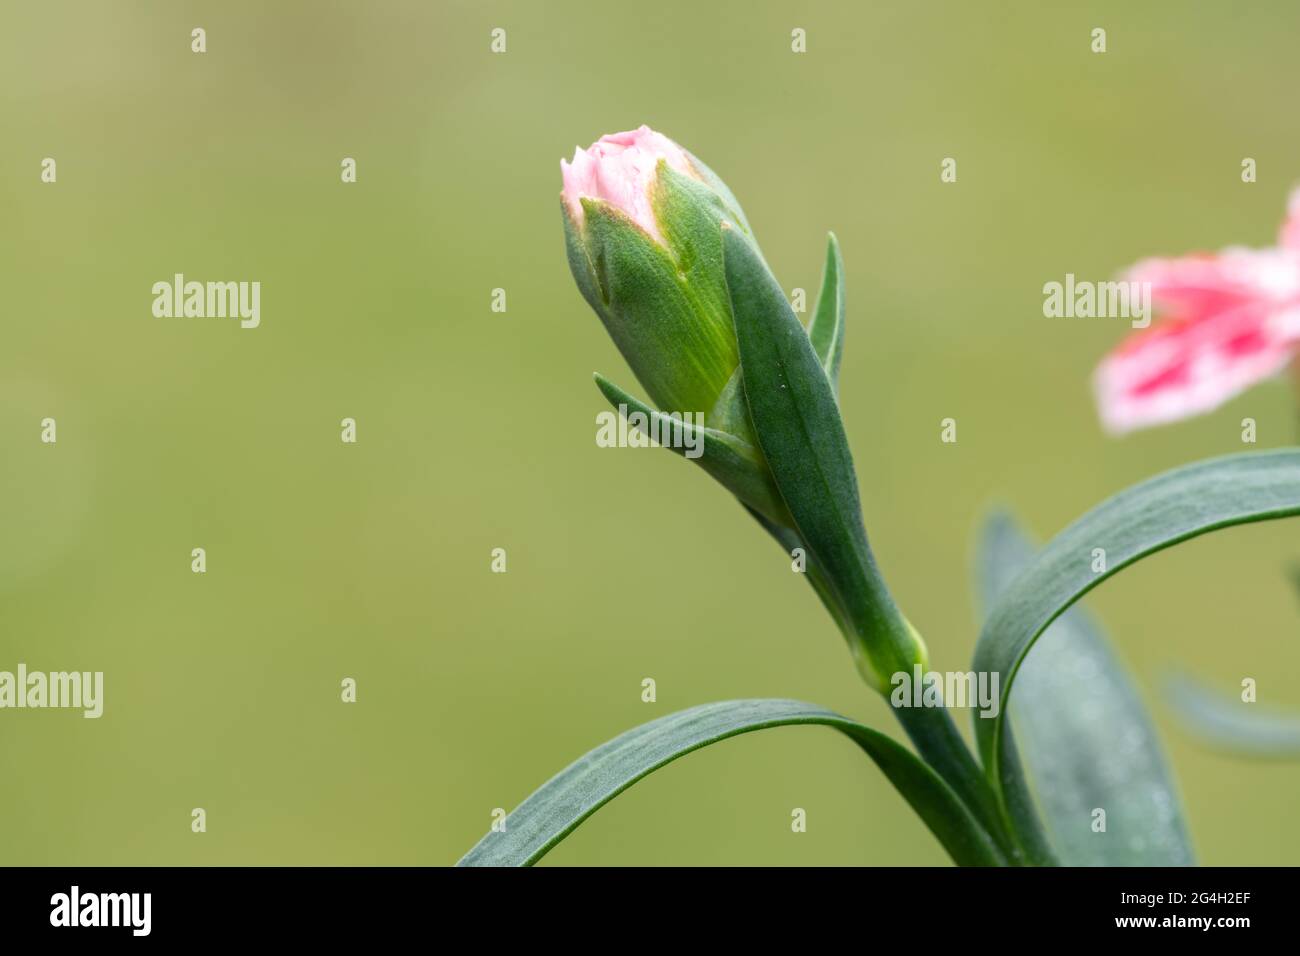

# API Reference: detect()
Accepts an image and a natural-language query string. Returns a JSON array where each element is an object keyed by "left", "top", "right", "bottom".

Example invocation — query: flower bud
[
  {"left": 562, "top": 128, "right": 929, "bottom": 710},
  {"left": 561, "top": 125, "right": 789, "bottom": 525}
]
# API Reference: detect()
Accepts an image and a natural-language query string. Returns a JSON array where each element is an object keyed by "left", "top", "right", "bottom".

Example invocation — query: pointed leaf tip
[{"left": 809, "top": 232, "right": 846, "bottom": 391}]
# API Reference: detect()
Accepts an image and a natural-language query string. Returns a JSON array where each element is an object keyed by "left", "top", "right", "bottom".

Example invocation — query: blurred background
[{"left": 3, "top": 0, "right": 1300, "bottom": 865}]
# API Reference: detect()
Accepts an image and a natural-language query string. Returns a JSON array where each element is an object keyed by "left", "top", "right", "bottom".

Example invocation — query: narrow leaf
[
  {"left": 457, "top": 699, "right": 1004, "bottom": 867},
  {"left": 1166, "top": 673, "right": 1300, "bottom": 757},
  {"left": 973, "top": 450, "right": 1300, "bottom": 800},
  {"left": 722, "top": 225, "right": 911, "bottom": 682},
  {"left": 808, "top": 232, "right": 845, "bottom": 390},
  {"left": 593, "top": 373, "right": 791, "bottom": 526},
  {"left": 977, "top": 512, "right": 1194, "bottom": 865}
]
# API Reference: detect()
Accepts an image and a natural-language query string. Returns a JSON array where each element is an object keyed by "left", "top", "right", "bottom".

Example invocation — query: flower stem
[
  {"left": 890, "top": 696, "right": 1020, "bottom": 863},
  {"left": 809, "top": 546, "right": 1020, "bottom": 861}
]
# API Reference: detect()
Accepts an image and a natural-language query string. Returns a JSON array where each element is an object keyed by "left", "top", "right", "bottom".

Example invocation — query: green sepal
[
  {"left": 706, "top": 366, "right": 750, "bottom": 438},
  {"left": 578, "top": 197, "right": 736, "bottom": 416},
  {"left": 652, "top": 163, "right": 750, "bottom": 307},
  {"left": 561, "top": 198, "right": 606, "bottom": 322},
  {"left": 684, "top": 149, "right": 756, "bottom": 239}
]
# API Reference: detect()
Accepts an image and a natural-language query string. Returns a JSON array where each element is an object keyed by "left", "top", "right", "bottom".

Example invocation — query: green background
[{"left": 4, "top": 0, "right": 1300, "bottom": 865}]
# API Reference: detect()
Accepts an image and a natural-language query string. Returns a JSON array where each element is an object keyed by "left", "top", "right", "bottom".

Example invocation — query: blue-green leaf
[
  {"left": 457, "top": 699, "right": 1005, "bottom": 866},
  {"left": 722, "top": 224, "right": 916, "bottom": 688},
  {"left": 808, "top": 232, "right": 845, "bottom": 390},
  {"left": 977, "top": 512, "right": 1194, "bottom": 865},
  {"left": 973, "top": 450, "right": 1300, "bottom": 811},
  {"left": 1166, "top": 673, "right": 1300, "bottom": 757}
]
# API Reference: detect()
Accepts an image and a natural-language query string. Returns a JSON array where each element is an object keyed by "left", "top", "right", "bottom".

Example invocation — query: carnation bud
[{"left": 561, "top": 125, "right": 789, "bottom": 525}]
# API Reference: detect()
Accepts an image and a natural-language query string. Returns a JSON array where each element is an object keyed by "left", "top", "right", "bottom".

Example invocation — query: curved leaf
[
  {"left": 808, "top": 232, "right": 845, "bottom": 390},
  {"left": 457, "top": 699, "right": 1005, "bottom": 867},
  {"left": 973, "top": 450, "right": 1300, "bottom": 801},
  {"left": 1166, "top": 673, "right": 1300, "bottom": 757},
  {"left": 977, "top": 512, "right": 1194, "bottom": 865}
]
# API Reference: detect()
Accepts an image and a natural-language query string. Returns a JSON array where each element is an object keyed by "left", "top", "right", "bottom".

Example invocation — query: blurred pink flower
[
  {"left": 1094, "top": 190, "right": 1300, "bottom": 434},
  {"left": 561, "top": 125, "right": 696, "bottom": 244}
]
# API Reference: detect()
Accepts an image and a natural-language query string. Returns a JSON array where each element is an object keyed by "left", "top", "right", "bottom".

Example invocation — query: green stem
[
  {"left": 993, "top": 725, "right": 1060, "bottom": 865},
  {"left": 890, "top": 698, "right": 1021, "bottom": 863},
  {"left": 814, "top": 564, "right": 1018, "bottom": 862},
  {"left": 822, "top": 566, "right": 1019, "bottom": 860},
  {"left": 751, "top": 509, "right": 1021, "bottom": 863}
]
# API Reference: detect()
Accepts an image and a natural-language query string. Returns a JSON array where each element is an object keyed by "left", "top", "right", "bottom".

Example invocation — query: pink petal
[
  {"left": 559, "top": 125, "right": 696, "bottom": 244},
  {"left": 1128, "top": 247, "right": 1300, "bottom": 318},
  {"left": 1094, "top": 191, "right": 1300, "bottom": 433},
  {"left": 1094, "top": 301, "right": 1298, "bottom": 434}
]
